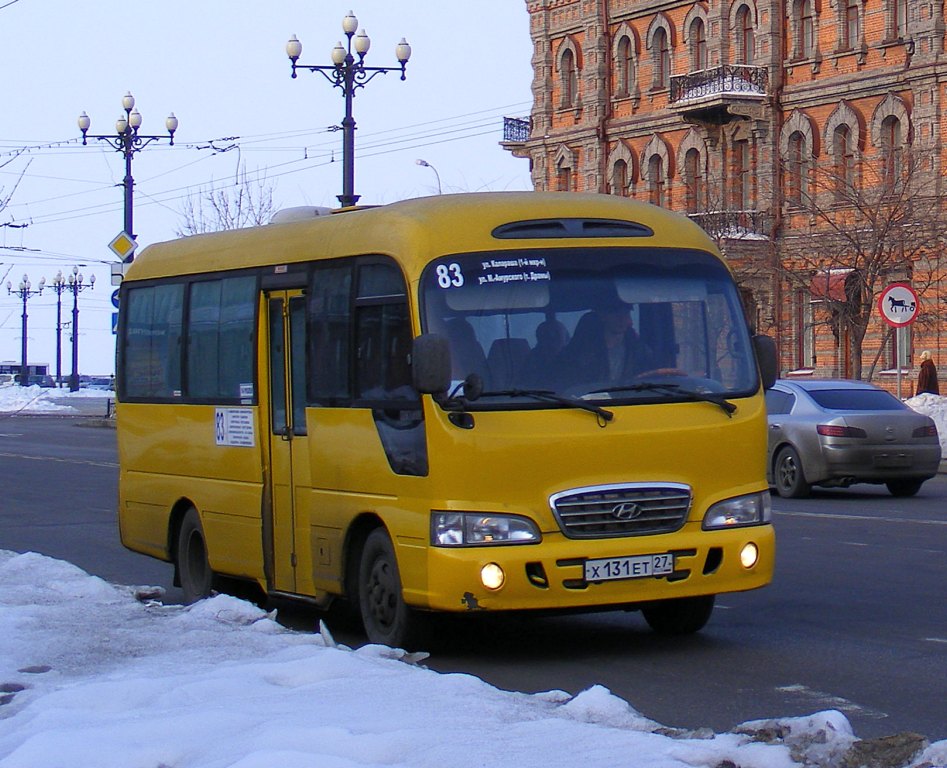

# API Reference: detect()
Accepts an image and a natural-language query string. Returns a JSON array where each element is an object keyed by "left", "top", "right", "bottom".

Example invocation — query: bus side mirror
[
  {"left": 753, "top": 334, "right": 778, "bottom": 390},
  {"left": 412, "top": 333, "right": 452, "bottom": 395}
]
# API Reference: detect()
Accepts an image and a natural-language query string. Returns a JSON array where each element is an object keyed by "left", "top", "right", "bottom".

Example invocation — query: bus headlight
[
  {"left": 702, "top": 492, "right": 772, "bottom": 530},
  {"left": 431, "top": 512, "right": 541, "bottom": 547}
]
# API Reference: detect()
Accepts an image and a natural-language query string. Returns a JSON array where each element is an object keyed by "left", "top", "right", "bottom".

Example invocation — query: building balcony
[
  {"left": 502, "top": 116, "right": 531, "bottom": 144},
  {"left": 688, "top": 209, "right": 771, "bottom": 240},
  {"left": 669, "top": 65, "right": 769, "bottom": 124}
]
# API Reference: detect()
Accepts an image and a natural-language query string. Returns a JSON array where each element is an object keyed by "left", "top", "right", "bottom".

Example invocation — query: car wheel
[
  {"left": 358, "top": 528, "right": 425, "bottom": 649},
  {"left": 886, "top": 479, "right": 924, "bottom": 497},
  {"left": 176, "top": 508, "right": 216, "bottom": 604},
  {"left": 774, "top": 446, "right": 810, "bottom": 498},
  {"left": 642, "top": 595, "right": 715, "bottom": 635}
]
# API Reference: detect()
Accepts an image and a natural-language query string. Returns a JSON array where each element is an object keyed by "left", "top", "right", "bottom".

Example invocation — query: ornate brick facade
[{"left": 504, "top": 0, "right": 947, "bottom": 390}]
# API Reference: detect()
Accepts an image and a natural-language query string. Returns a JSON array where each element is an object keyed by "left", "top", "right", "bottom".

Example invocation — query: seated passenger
[
  {"left": 444, "top": 317, "right": 489, "bottom": 383},
  {"left": 524, "top": 318, "right": 569, "bottom": 387},
  {"left": 557, "top": 300, "right": 649, "bottom": 389}
]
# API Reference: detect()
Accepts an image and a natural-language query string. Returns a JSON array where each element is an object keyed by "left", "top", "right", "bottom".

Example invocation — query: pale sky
[{"left": 0, "top": 1, "right": 534, "bottom": 375}]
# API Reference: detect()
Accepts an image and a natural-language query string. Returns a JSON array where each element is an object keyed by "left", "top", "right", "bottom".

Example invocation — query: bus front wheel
[
  {"left": 176, "top": 508, "right": 215, "bottom": 604},
  {"left": 641, "top": 595, "right": 715, "bottom": 635},
  {"left": 358, "top": 528, "right": 421, "bottom": 649}
]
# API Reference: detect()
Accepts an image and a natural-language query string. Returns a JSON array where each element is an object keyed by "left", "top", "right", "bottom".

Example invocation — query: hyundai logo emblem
[{"left": 612, "top": 502, "right": 643, "bottom": 520}]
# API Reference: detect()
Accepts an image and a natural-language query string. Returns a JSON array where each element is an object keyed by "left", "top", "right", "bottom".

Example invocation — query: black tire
[
  {"left": 886, "top": 479, "right": 924, "bottom": 497},
  {"left": 176, "top": 508, "right": 215, "bottom": 604},
  {"left": 642, "top": 595, "right": 715, "bottom": 635},
  {"left": 358, "top": 528, "right": 423, "bottom": 649},
  {"left": 774, "top": 445, "right": 810, "bottom": 498}
]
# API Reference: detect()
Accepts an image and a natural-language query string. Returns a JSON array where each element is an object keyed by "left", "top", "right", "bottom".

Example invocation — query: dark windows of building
[
  {"left": 557, "top": 162, "right": 573, "bottom": 192},
  {"left": 689, "top": 18, "right": 708, "bottom": 71},
  {"left": 560, "top": 47, "right": 578, "bottom": 108},
  {"left": 881, "top": 115, "right": 903, "bottom": 192},
  {"left": 787, "top": 131, "right": 806, "bottom": 206},
  {"left": 735, "top": 140, "right": 751, "bottom": 211},
  {"left": 843, "top": 0, "right": 859, "bottom": 49},
  {"left": 833, "top": 124, "right": 855, "bottom": 199},
  {"left": 736, "top": 5, "right": 755, "bottom": 64},
  {"left": 796, "top": 0, "right": 815, "bottom": 57},
  {"left": 894, "top": 0, "right": 908, "bottom": 37},
  {"left": 684, "top": 148, "right": 702, "bottom": 212},
  {"left": 648, "top": 154, "right": 665, "bottom": 206},
  {"left": 616, "top": 35, "right": 634, "bottom": 97},
  {"left": 611, "top": 159, "right": 629, "bottom": 196},
  {"left": 653, "top": 27, "right": 670, "bottom": 89}
]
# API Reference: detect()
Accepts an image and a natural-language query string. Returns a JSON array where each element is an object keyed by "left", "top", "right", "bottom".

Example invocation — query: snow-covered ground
[
  {"left": 0, "top": 551, "right": 944, "bottom": 768},
  {"left": 1, "top": 383, "right": 945, "bottom": 767},
  {"left": 0, "top": 384, "right": 112, "bottom": 414}
]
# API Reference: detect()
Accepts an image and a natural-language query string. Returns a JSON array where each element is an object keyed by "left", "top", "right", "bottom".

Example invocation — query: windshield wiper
[
  {"left": 476, "top": 388, "right": 614, "bottom": 423},
  {"left": 590, "top": 382, "right": 737, "bottom": 418}
]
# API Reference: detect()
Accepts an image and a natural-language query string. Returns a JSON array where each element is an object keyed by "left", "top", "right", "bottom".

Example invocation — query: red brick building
[{"left": 503, "top": 0, "right": 947, "bottom": 391}]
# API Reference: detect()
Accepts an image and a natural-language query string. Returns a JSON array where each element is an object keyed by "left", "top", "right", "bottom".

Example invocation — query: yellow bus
[{"left": 117, "top": 191, "right": 777, "bottom": 648}]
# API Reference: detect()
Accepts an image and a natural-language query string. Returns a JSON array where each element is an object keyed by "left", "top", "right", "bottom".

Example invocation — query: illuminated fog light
[
  {"left": 480, "top": 563, "right": 505, "bottom": 590},
  {"left": 740, "top": 542, "right": 759, "bottom": 569}
]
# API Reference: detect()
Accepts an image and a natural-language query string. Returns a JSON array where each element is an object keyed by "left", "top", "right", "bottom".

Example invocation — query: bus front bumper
[{"left": 409, "top": 524, "right": 775, "bottom": 613}]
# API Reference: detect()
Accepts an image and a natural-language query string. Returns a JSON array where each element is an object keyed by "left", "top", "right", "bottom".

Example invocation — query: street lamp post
[
  {"left": 6, "top": 274, "right": 45, "bottom": 386},
  {"left": 415, "top": 159, "right": 442, "bottom": 194},
  {"left": 78, "top": 92, "right": 177, "bottom": 252},
  {"left": 286, "top": 12, "right": 411, "bottom": 208},
  {"left": 65, "top": 267, "right": 95, "bottom": 392},
  {"left": 50, "top": 271, "right": 68, "bottom": 387}
]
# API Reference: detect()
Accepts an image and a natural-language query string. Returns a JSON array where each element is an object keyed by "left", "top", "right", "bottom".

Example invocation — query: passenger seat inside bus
[
  {"left": 487, "top": 338, "right": 530, "bottom": 391},
  {"left": 445, "top": 318, "right": 490, "bottom": 382}
]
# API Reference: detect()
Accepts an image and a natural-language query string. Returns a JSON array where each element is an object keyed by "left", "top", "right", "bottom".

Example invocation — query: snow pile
[
  {"left": 905, "top": 392, "right": 947, "bottom": 454},
  {"left": 2, "top": 550, "right": 944, "bottom": 768},
  {"left": 0, "top": 385, "right": 76, "bottom": 413}
]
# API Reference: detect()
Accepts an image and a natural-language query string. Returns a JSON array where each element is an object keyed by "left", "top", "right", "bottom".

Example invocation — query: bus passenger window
[{"left": 307, "top": 265, "right": 353, "bottom": 405}]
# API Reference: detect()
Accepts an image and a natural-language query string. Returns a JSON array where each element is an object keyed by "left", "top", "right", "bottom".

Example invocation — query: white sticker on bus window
[
  {"left": 215, "top": 408, "right": 256, "bottom": 447},
  {"left": 239, "top": 383, "right": 254, "bottom": 400}
]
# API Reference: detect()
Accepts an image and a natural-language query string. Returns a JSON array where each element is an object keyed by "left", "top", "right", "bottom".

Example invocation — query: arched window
[
  {"left": 894, "top": 0, "right": 908, "bottom": 37},
  {"left": 653, "top": 27, "right": 670, "bottom": 89},
  {"left": 797, "top": 0, "right": 815, "bottom": 57},
  {"left": 735, "top": 140, "right": 751, "bottom": 210},
  {"left": 648, "top": 155, "right": 665, "bottom": 206},
  {"left": 844, "top": 0, "right": 859, "bottom": 48},
  {"left": 736, "top": 5, "right": 755, "bottom": 64},
  {"left": 684, "top": 148, "right": 702, "bottom": 212},
  {"left": 690, "top": 18, "right": 708, "bottom": 71},
  {"left": 787, "top": 131, "right": 806, "bottom": 205},
  {"left": 881, "top": 116, "right": 902, "bottom": 191},
  {"left": 557, "top": 163, "right": 573, "bottom": 192},
  {"left": 833, "top": 125, "right": 854, "bottom": 198},
  {"left": 611, "top": 159, "right": 629, "bottom": 196},
  {"left": 560, "top": 48, "right": 578, "bottom": 108},
  {"left": 616, "top": 35, "right": 634, "bottom": 96}
]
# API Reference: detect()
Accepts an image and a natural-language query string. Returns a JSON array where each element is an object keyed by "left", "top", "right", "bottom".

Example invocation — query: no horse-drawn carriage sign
[{"left": 878, "top": 283, "right": 919, "bottom": 327}]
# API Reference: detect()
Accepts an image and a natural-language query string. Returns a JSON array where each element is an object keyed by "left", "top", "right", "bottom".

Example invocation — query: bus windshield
[{"left": 420, "top": 247, "right": 758, "bottom": 407}]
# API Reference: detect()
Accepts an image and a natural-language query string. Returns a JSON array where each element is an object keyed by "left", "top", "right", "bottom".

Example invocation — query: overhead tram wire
[{"left": 6, "top": 101, "right": 533, "bottom": 228}]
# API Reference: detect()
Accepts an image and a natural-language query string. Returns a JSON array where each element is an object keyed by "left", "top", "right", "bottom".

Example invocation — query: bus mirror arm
[
  {"left": 752, "top": 334, "right": 778, "bottom": 390},
  {"left": 412, "top": 333, "right": 453, "bottom": 396}
]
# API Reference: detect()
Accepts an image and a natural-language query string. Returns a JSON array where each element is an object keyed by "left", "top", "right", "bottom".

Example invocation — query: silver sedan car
[{"left": 766, "top": 378, "right": 942, "bottom": 498}]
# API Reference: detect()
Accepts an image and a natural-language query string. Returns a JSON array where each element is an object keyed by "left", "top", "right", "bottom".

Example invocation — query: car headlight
[
  {"left": 702, "top": 492, "right": 772, "bottom": 530},
  {"left": 431, "top": 512, "right": 541, "bottom": 547}
]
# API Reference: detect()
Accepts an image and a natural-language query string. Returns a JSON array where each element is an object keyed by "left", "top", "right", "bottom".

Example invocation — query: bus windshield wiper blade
[
  {"left": 590, "top": 382, "right": 737, "bottom": 417},
  {"left": 478, "top": 388, "right": 614, "bottom": 423}
]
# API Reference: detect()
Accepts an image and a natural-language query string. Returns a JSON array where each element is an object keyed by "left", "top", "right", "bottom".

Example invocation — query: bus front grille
[{"left": 550, "top": 483, "right": 692, "bottom": 539}]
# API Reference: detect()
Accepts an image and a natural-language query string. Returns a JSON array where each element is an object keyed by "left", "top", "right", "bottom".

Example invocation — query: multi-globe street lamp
[
  {"left": 6, "top": 274, "right": 45, "bottom": 386},
  {"left": 49, "top": 270, "right": 69, "bottom": 387},
  {"left": 78, "top": 92, "right": 178, "bottom": 254},
  {"left": 286, "top": 12, "right": 411, "bottom": 207},
  {"left": 64, "top": 267, "right": 95, "bottom": 392}
]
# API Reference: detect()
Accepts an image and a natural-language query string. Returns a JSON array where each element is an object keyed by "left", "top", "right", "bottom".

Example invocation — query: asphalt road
[{"left": 1, "top": 411, "right": 944, "bottom": 741}]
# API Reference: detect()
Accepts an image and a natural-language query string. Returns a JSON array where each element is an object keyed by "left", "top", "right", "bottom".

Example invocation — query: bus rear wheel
[
  {"left": 641, "top": 595, "right": 715, "bottom": 635},
  {"left": 358, "top": 528, "right": 422, "bottom": 649},
  {"left": 177, "top": 508, "right": 215, "bottom": 604}
]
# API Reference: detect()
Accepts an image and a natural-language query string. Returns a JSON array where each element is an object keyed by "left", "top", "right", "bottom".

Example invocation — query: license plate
[{"left": 584, "top": 553, "right": 674, "bottom": 582}]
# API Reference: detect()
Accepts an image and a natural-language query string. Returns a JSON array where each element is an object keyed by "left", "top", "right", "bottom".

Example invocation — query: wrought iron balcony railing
[
  {"left": 669, "top": 65, "right": 768, "bottom": 104},
  {"left": 503, "top": 116, "right": 531, "bottom": 143},
  {"left": 687, "top": 209, "right": 771, "bottom": 239}
]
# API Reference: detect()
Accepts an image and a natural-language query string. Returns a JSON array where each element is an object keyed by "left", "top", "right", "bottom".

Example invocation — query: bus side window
[{"left": 307, "top": 265, "right": 353, "bottom": 405}]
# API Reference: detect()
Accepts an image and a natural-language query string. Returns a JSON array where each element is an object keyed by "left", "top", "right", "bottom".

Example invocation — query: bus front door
[{"left": 264, "top": 290, "right": 311, "bottom": 595}]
